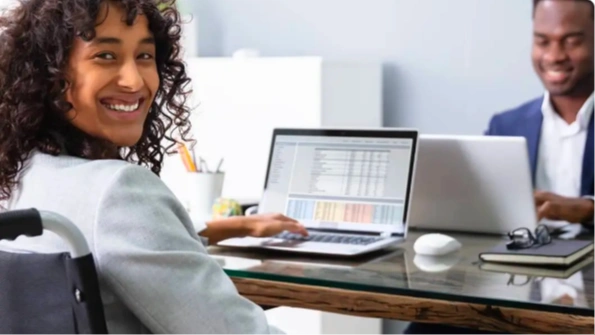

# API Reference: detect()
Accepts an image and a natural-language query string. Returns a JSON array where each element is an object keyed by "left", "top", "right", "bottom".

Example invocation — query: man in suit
[
  {"left": 486, "top": 0, "right": 594, "bottom": 227},
  {"left": 405, "top": 0, "right": 594, "bottom": 333}
]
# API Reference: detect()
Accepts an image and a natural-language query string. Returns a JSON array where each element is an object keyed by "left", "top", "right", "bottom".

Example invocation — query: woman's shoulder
[
  {"left": 24, "top": 151, "right": 167, "bottom": 198},
  {"left": 17, "top": 150, "right": 176, "bottom": 220},
  {"left": 28, "top": 151, "right": 156, "bottom": 179}
]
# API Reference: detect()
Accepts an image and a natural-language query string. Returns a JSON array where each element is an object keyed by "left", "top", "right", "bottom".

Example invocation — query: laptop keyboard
[{"left": 274, "top": 231, "right": 383, "bottom": 245}]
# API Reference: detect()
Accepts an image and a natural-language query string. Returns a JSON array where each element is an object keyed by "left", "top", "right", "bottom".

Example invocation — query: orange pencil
[{"left": 176, "top": 142, "right": 197, "bottom": 172}]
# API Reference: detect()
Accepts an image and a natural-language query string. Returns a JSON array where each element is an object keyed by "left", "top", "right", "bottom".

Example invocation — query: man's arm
[
  {"left": 580, "top": 195, "right": 594, "bottom": 226},
  {"left": 535, "top": 191, "right": 594, "bottom": 225}
]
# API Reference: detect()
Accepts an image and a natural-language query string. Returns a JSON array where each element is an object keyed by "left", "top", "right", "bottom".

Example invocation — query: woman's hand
[
  {"left": 244, "top": 213, "right": 309, "bottom": 238},
  {"left": 199, "top": 213, "right": 308, "bottom": 245}
]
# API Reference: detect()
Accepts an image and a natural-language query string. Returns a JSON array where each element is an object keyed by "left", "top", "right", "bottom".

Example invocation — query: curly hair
[{"left": 0, "top": 0, "right": 193, "bottom": 202}]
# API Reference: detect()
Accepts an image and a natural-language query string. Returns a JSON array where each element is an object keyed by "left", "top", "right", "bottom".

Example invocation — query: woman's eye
[
  {"left": 95, "top": 52, "right": 116, "bottom": 60},
  {"left": 138, "top": 53, "right": 154, "bottom": 60}
]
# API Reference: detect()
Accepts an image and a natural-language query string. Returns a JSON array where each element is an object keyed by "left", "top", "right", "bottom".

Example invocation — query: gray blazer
[{"left": 0, "top": 151, "right": 280, "bottom": 334}]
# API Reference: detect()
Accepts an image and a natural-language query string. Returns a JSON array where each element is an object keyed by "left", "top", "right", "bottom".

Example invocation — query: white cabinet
[
  {"left": 160, "top": 57, "right": 383, "bottom": 335},
  {"left": 162, "top": 57, "right": 382, "bottom": 201}
]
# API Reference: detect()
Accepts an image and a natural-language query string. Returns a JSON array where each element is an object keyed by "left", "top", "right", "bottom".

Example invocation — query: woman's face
[{"left": 65, "top": 2, "right": 159, "bottom": 147}]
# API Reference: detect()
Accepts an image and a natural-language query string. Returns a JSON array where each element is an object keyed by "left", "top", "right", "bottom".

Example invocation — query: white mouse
[
  {"left": 413, "top": 233, "right": 461, "bottom": 256},
  {"left": 413, "top": 253, "right": 460, "bottom": 272}
]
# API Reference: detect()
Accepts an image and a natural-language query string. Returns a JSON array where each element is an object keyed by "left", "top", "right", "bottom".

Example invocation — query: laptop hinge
[{"left": 380, "top": 231, "right": 392, "bottom": 238}]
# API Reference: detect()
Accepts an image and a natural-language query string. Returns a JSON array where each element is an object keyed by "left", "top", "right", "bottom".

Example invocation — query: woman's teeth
[{"left": 104, "top": 101, "right": 140, "bottom": 112}]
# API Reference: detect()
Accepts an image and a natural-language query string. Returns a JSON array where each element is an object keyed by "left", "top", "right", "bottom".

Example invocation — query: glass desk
[{"left": 209, "top": 230, "right": 594, "bottom": 334}]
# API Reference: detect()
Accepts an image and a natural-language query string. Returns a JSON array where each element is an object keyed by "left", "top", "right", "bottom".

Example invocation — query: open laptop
[
  {"left": 217, "top": 128, "right": 419, "bottom": 256},
  {"left": 409, "top": 134, "right": 537, "bottom": 235}
]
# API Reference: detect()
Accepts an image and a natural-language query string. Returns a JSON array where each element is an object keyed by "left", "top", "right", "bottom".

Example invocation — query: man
[
  {"left": 405, "top": 0, "right": 594, "bottom": 333},
  {"left": 486, "top": 0, "right": 594, "bottom": 227}
]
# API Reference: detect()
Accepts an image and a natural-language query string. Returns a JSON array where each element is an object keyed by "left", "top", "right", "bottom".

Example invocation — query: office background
[
  {"left": 190, "top": 0, "right": 543, "bottom": 134},
  {"left": 0, "top": 0, "right": 545, "bottom": 135},
  {"left": 0, "top": 0, "right": 549, "bottom": 333},
  {"left": 185, "top": 0, "right": 546, "bottom": 332}
]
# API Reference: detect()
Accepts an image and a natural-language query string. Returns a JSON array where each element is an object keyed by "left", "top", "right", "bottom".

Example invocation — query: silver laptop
[
  {"left": 409, "top": 134, "right": 537, "bottom": 235},
  {"left": 217, "top": 128, "right": 419, "bottom": 256}
]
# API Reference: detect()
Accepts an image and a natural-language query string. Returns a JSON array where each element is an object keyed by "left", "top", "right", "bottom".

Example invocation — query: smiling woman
[
  {"left": 0, "top": 0, "right": 193, "bottom": 197},
  {"left": 0, "top": 0, "right": 301, "bottom": 333},
  {"left": 65, "top": 5, "right": 161, "bottom": 148}
]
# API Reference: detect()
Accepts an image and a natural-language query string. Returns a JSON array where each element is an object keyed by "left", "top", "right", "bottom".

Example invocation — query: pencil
[{"left": 176, "top": 142, "right": 197, "bottom": 172}]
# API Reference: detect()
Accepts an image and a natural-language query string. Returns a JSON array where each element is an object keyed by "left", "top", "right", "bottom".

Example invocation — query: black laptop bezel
[{"left": 262, "top": 128, "right": 418, "bottom": 238}]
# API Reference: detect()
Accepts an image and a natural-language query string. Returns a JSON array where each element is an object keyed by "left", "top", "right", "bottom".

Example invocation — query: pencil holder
[{"left": 186, "top": 172, "right": 225, "bottom": 223}]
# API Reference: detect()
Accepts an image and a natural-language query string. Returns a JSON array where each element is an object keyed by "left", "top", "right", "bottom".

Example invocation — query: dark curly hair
[{"left": 0, "top": 0, "right": 193, "bottom": 202}]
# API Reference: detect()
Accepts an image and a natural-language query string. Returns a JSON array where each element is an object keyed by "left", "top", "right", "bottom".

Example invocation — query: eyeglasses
[
  {"left": 507, "top": 274, "right": 544, "bottom": 287},
  {"left": 506, "top": 225, "right": 551, "bottom": 250}
]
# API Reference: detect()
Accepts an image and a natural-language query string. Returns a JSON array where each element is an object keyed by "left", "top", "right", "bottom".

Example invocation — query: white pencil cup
[{"left": 186, "top": 172, "right": 225, "bottom": 224}]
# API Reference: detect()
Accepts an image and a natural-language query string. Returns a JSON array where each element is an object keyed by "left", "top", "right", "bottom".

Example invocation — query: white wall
[
  {"left": 192, "top": 0, "right": 544, "bottom": 134},
  {"left": 0, "top": 0, "right": 16, "bottom": 10}
]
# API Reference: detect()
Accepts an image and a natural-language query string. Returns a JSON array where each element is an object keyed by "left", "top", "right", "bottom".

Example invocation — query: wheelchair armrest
[
  {"left": 0, "top": 208, "right": 43, "bottom": 241},
  {"left": 0, "top": 208, "right": 91, "bottom": 258}
]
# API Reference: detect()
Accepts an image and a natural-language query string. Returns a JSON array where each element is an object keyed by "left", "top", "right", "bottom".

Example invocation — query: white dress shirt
[
  {"left": 535, "top": 91, "right": 594, "bottom": 199},
  {"left": 541, "top": 271, "right": 588, "bottom": 308},
  {"left": 535, "top": 93, "right": 592, "bottom": 302},
  {"left": 535, "top": 92, "right": 593, "bottom": 231}
]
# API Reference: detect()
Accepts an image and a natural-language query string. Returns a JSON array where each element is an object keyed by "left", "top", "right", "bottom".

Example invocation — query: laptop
[
  {"left": 217, "top": 128, "right": 419, "bottom": 256},
  {"left": 409, "top": 134, "right": 537, "bottom": 235}
]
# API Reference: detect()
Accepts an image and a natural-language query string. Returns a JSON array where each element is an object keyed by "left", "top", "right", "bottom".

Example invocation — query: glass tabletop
[{"left": 209, "top": 230, "right": 594, "bottom": 316}]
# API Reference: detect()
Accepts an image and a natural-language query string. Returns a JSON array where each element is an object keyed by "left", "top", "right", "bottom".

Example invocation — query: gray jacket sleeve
[{"left": 93, "top": 165, "right": 280, "bottom": 334}]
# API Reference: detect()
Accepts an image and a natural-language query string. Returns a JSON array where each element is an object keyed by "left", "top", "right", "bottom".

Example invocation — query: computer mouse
[
  {"left": 413, "top": 253, "right": 460, "bottom": 272},
  {"left": 413, "top": 233, "right": 461, "bottom": 256}
]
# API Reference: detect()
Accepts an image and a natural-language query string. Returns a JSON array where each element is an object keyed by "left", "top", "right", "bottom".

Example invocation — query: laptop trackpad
[
  {"left": 218, "top": 237, "right": 288, "bottom": 247},
  {"left": 262, "top": 239, "right": 304, "bottom": 247}
]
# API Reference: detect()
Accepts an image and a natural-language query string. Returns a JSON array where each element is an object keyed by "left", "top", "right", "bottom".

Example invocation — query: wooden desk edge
[{"left": 231, "top": 277, "right": 594, "bottom": 334}]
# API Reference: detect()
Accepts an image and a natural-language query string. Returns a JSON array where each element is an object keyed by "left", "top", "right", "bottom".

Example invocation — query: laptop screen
[{"left": 259, "top": 130, "right": 417, "bottom": 235}]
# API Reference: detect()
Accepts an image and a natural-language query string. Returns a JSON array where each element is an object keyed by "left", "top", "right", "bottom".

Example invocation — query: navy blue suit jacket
[{"left": 485, "top": 96, "right": 594, "bottom": 197}]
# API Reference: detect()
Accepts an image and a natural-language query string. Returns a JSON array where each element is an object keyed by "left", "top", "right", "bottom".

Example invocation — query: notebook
[
  {"left": 479, "top": 239, "right": 594, "bottom": 266},
  {"left": 479, "top": 255, "right": 594, "bottom": 279}
]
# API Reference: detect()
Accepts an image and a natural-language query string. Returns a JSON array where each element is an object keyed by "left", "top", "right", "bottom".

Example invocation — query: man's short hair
[{"left": 533, "top": 0, "right": 594, "bottom": 19}]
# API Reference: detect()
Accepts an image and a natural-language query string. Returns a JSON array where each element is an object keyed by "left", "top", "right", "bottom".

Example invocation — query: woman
[{"left": 0, "top": 0, "right": 306, "bottom": 333}]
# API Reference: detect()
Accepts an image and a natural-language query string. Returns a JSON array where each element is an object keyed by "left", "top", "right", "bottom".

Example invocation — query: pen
[
  {"left": 215, "top": 158, "right": 224, "bottom": 173},
  {"left": 199, "top": 157, "right": 209, "bottom": 173}
]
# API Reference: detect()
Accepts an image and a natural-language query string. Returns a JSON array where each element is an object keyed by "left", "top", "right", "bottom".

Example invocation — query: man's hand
[{"left": 534, "top": 191, "right": 594, "bottom": 224}]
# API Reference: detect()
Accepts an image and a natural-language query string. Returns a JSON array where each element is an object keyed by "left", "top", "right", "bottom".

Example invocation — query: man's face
[{"left": 532, "top": 0, "right": 594, "bottom": 96}]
